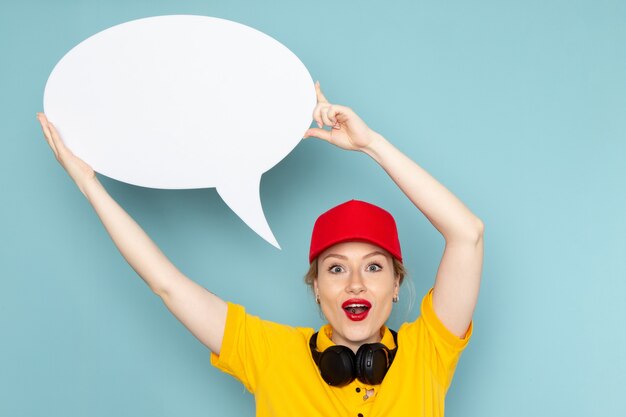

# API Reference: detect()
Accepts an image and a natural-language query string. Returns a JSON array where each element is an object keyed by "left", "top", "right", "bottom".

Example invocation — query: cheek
[
  {"left": 373, "top": 297, "right": 394, "bottom": 324},
  {"left": 317, "top": 282, "right": 340, "bottom": 302},
  {"left": 316, "top": 275, "right": 339, "bottom": 293},
  {"left": 372, "top": 278, "right": 396, "bottom": 296},
  {"left": 319, "top": 303, "right": 335, "bottom": 320},
  {"left": 316, "top": 281, "right": 345, "bottom": 315}
]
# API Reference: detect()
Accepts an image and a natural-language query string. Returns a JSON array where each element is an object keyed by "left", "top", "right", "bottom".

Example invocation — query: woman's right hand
[
  {"left": 36, "top": 114, "right": 228, "bottom": 354},
  {"left": 37, "top": 113, "right": 96, "bottom": 191}
]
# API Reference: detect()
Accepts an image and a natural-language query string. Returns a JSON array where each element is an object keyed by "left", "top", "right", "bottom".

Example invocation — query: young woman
[{"left": 37, "top": 83, "right": 483, "bottom": 416}]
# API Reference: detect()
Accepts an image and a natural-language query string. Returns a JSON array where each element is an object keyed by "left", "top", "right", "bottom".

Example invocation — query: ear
[{"left": 313, "top": 278, "right": 319, "bottom": 294}]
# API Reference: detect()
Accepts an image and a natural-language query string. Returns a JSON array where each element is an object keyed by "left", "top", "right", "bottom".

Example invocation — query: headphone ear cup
[
  {"left": 318, "top": 345, "right": 356, "bottom": 386},
  {"left": 355, "top": 343, "right": 391, "bottom": 385}
]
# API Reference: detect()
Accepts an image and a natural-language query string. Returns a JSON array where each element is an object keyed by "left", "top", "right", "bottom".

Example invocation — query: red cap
[{"left": 309, "top": 200, "right": 402, "bottom": 263}]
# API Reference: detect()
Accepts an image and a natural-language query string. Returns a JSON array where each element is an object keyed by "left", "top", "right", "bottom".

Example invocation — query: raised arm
[
  {"left": 37, "top": 113, "right": 227, "bottom": 353},
  {"left": 304, "top": 85, "right": 483, "bottom": 337}
]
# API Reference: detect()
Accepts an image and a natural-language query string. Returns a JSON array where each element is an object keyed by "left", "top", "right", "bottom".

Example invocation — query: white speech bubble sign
[{"left": 43, "top": 15, "right": 316, "bottom": 249}]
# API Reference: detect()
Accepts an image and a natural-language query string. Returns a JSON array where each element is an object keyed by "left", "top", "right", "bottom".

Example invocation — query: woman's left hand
[{"left": 304, "top": 82, "right": 378, "bottom": 152}]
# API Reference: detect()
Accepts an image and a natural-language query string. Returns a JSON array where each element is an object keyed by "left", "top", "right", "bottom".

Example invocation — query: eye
[
  {"left": 328, "top": 265, "right": 345, "bottom": 274},
  {"left": 367, "top": 263, "right": 382, "bottom": 272}
]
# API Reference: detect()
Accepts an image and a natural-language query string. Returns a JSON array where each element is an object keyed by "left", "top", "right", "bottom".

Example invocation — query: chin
[{"left": 339, "top": 321, "right": 381, "bottom": 345}]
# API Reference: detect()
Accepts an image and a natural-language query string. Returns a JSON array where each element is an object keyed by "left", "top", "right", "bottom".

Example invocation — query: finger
[
  {"left": 37, "top": 113, "right": 54, "bottom": 141},
  {"left": 47, "top": 121, "right": 67, "bottom": 151},
  {"left": 329, "top": 105, "right": 349, "bottom": 128},
  {"left": 49, "top": 122, "right": 77, "bottom": 162},
  {"left": 37, "top": 113, "right": 59, "bottom": 157},
  {"left": 320, "top": 106, "right": 334, "bottom": 127},
  {"left": 328, "top": 105, "right": 352, "bottom": 129},
  {"left": 36, "top": 113, "right": 51, "bottom": 137},
  {"left": 314, "top": 102, "right": 334, "bottom": 127},
  {"left": 312, "top": 104, "right": 324, "bottom": 128},
  {"left": 304, "top": 127, "right": 332, "bottom": 142},
  {"left": 328, "top": 104, "right": 352, "bottom": 119},
  {"left": 315, "top": 81, "right": 328, "bottom": 103},
  {"left": 326, "top": 105, "right": 337, "bottom": 125}
]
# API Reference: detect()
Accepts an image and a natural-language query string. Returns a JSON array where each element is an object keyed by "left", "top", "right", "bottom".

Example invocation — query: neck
[{"left": 330, "top": 328, "right": 384, "bottom": 353}]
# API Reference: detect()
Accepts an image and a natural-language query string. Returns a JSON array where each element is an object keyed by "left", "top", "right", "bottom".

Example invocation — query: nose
[{"left": 345, "top": 270, "right": 366, "bottom": 294}]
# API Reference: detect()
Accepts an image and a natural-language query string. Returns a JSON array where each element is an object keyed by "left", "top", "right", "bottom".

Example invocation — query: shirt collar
[{"left": 316, "top": 324, "right": 397, "bottom": 351}]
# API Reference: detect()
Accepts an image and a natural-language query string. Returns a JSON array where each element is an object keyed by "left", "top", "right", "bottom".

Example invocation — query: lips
[{"left": 342, "top": 299, "right": 372, "bottom": 321}]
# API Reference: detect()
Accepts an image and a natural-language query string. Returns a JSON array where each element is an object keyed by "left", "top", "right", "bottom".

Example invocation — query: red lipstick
[{"left": 342, "top": 299, "right": 372, "bottom": 321}]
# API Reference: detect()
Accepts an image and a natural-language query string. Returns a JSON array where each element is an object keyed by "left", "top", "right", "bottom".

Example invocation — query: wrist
[
  {"left": 361, "top": 131, "right": 389, "bottom": 162},
  {"left": 77, "top": 175, "right": 102, "bottom": 199}
]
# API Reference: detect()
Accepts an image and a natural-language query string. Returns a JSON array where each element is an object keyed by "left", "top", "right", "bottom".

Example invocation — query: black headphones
[{"left": 309, "top": 330, "right": 398, "bottom": 387}]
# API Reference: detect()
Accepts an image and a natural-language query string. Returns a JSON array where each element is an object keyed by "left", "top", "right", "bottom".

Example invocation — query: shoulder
[
  {"left": 222, "top": 301, "right": 315, "bottom": 345},
  {"left": 398, "top": 289, "right": 472, "bottom": 351}
]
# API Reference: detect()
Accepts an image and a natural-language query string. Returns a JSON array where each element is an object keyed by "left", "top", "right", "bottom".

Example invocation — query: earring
[
  {"left": 392, "top": 295, "right": 399, "bottom": 303},
  {"left": 316, "top": 294, "right": 320, "bottom": 304}
]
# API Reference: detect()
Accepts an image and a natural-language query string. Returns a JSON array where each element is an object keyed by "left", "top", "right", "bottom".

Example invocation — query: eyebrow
[{"left": 321, "top": 251, "right": 388, "bottom": 262}]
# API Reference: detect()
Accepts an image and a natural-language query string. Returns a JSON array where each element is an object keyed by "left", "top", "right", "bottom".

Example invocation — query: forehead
[{"left": 318, "top": 241, "right": 392, "bottom": 261}]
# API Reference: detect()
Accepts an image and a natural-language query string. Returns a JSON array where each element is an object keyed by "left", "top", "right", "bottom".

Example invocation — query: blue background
[{"left": 2, "top": 0, "right": 625, "bottom": 416}]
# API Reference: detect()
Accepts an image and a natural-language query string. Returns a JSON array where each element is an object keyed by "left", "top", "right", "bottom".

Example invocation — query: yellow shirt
[{"left": 211, "top": 288, "right": 472, "bottom": 417}]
